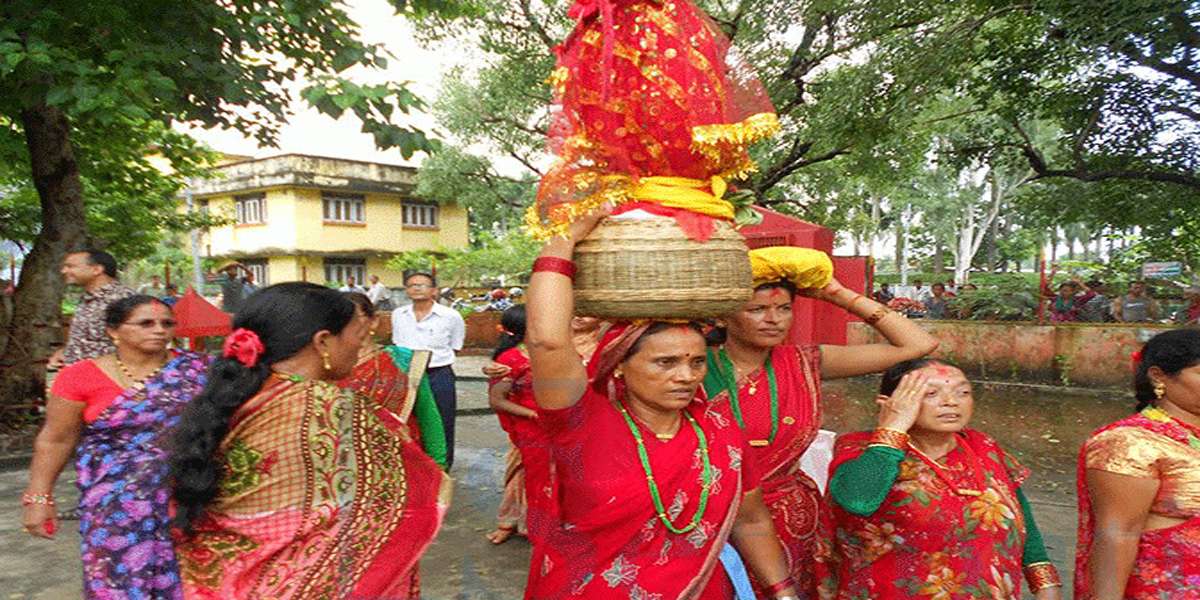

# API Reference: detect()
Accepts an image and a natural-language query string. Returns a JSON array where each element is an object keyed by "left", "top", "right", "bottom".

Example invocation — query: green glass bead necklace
[{"left": 614, "top": 399, "right": 713, "bottom": 534}]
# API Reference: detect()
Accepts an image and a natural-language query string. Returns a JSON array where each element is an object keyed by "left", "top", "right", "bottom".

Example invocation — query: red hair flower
[
  {"left": 1130, "top": 348, "right": 1144, "bottom": 373},
  {"left": 223, "top": 328, "right": 265, "bottom": 368}
]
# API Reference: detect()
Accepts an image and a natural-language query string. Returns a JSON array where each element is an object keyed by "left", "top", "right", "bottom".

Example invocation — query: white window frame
[
  {"left": 234, "top": 194, "right": 265, "bottom": 225},
  {"left": 324, "top": 258, "right": 366, "bottom": 287},
  {"left": 242, "top": 258, "right": 269, "bottom": 286},
  {"left": 401, "top": 201, "right": 438, "bottom": 228},
  {"left": 323, "top": 192, "right": 366, "bottom": 224}
]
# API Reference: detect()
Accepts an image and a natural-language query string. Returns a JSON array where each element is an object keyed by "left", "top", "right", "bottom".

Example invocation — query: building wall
[
  {"left": 191, "top": 154, "right": 469, "bottom": 286},
  {"left": 203, "top": 188, "right": 467, "bottom": 257}
]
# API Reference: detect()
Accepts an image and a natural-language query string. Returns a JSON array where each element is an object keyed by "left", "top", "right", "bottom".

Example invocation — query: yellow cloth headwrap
[{"left": 749, "top": 246, "right": 834, "bottom": 289}]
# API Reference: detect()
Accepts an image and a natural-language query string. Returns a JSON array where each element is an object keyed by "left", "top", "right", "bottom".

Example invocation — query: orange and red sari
[
  {"left": 1075, "top": 410, "right": 1200, "bottom": 599},
  {"left": 176, "top": 377, "right": 450, "bottom": 600},
  {"left": 704, "top": 344, "right": 824, "bottom": 596}
]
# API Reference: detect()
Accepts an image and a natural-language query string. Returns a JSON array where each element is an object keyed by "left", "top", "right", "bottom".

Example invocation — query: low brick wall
[
  {"left": 374, "top": 310, "right": 501, "bottom": 350},
  {"left": 848, "top": 321, "right": 1174, "bottom": 388}
]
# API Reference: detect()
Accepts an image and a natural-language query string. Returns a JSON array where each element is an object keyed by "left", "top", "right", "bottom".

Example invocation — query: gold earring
[
  {"left": 1153, "top": 380, "right": 1166, "bottom": 400},
  {"left": 613, "top": 370, "right": 623, "bottom": 380},
  {"left": 322, "top": 350, "right": 332, "bottom": 372}
]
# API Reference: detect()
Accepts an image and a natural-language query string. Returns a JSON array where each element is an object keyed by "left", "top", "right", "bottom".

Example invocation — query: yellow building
[{"left": 187, "top": 154, "right": 469, "bottom": 287}]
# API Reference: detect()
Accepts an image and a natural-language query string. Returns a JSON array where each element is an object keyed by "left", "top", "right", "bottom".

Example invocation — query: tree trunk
[
  {"left": 0, "top": 105, "right": 90, "bottom": 406},
  {"left": 896, "top": 207, "right": 907, "bottom": 285}
]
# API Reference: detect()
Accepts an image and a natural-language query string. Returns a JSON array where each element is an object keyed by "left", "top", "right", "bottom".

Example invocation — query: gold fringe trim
[
  {"left": 524, "top": 174, "right": 736, "bottom": 240},
  {"left": 691, "top": 112, "right": 781, "bottom": 179}
]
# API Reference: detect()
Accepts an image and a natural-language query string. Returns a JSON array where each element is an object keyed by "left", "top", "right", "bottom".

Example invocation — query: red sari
[
  {"left": 492, "top": 348, "right": 539, "bottom": 537},
  {"left": 818, "top": 429, "right": 1030, "bottom": 600},
  {"left": 704, "top": 344, "right": 823, "bottom": 596},
  {"left": 1075, "top": 410, "right": 1200, "bottom": 599},
  {"left": 526, "top": 378, "right": 755, "bottom": 599},
  {"left": 177, "top": 378, "right": 450, "bottom": 600}
]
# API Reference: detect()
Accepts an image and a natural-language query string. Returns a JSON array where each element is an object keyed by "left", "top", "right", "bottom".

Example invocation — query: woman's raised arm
[
  {"left": 811, "top": 278, "right": 938, "bottom": 380},
  {"left": 527, "top": 209, "right": 609, "bottom": 410}
]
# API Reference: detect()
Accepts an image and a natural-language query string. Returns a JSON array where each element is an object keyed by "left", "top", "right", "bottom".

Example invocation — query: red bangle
[
  {"left": 1024, "top": 562, "right": 1061, "bottom": 592},
  {"left": 532, "top": 256, "right": 576, "bottom": 280},
  {"left": 763, "top": 576, "right": 795, "bottom": 597}
]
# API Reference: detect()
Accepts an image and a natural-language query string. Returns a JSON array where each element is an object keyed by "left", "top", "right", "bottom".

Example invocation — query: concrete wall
[{"left": 848, "top": 321, "right": 1173, "bottom": 388}]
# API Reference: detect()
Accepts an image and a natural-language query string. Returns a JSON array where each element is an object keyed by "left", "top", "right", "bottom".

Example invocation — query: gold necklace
[{"left": 115, "top": 351, "right": 168, "bottom": 385}]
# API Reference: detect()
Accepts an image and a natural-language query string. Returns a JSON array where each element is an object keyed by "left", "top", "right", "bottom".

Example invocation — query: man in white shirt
[
  {"left": 366, "top": 274, "right": 389, "bottom": 305},
  {"left": 391, "top": 271, "right": 466, "bottom": 468},
  {"left": 338, "top": 276, "right": 367, "bottom": 294}
]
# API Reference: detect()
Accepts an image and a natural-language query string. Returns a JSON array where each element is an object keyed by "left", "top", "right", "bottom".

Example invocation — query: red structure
[
  {"left": 172, "top": 286, "right": 232, "bottom": 349},
  {"left": 738, "top": 207, "right": 870, "bottom": 346}
]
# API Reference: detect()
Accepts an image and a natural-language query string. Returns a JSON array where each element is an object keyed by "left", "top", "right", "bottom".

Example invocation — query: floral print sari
[
  {"left": 76, "top": 351, "right": 211, "bottom": 600},
  {"left": 817, "top": 429, "right": 1029, "bottom": 600}
]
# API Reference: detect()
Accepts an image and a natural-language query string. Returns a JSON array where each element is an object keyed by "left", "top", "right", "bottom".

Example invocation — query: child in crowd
[{"left": 487, "top": 305, "right": 537, "bottom": 543}]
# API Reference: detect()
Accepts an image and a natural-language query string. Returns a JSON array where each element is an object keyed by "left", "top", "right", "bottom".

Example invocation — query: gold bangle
[
  {"left": 869, "top": 427, "right": 909, "bottom": 450},
  {"left": 864, "top": 305, "right": 893, "bottom": 325},
  {"left": 1024, "top": 562, "right": 1061, "bottom": 592},
  {"left": 20, "top": 493, "right": 55, "bottom": 506}
]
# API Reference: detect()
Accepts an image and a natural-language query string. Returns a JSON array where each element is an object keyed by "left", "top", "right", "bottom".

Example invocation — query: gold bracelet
[
  {"left": 20, "top": 493, "right": 55, "bottom": 506},
  {"left": 1024, "top": 562, "right": 1061, "bottom": 592},
  {"left": 869, "top": 427, "right": 909, "bottom": 450},
  {"left": 864, "top": 305, "right": 893, "bottom": 325}
]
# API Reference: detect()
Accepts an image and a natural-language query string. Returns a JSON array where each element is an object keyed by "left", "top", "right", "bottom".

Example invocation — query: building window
[
  {"left": 234, "top": 194, "right": 265, "bottom": 224},
  {"left": 324, "top": 258, "right": 366, "bottom": 287},
  {"left": 242, "top": 258, "right": 269, "bottom": 286},
  {"left": 402, "top": 202, "right": 438, "bottom": 228},
  {"left": 323, "top": 192, "right": 366, "bottom": 224}
]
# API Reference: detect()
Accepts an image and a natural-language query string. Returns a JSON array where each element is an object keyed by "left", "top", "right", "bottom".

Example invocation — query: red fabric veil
[{"left": 528, "top": 0, "right": 778, "bottom": 239}]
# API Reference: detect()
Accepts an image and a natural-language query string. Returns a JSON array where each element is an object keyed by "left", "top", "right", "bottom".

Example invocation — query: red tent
[{"left": 172, "top": 285, "right": 232, "bottom": 340}]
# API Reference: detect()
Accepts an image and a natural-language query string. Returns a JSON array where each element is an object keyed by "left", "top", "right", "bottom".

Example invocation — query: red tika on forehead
[{"left": 768, "top": 288, "right": 786, "bottom": 300}]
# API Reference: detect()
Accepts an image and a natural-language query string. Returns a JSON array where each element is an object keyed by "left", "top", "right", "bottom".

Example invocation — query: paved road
[{"left": 0, "top": 360, "right": 1082, "bottom": 599}]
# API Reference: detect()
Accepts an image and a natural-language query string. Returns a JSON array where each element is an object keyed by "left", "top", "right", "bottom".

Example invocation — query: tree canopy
[
  {"left": 0, "top": 0, "right": 466, "bottom": 404},
  {"left": 412, "top": 0, "right": 1198, "bottom": 272}
]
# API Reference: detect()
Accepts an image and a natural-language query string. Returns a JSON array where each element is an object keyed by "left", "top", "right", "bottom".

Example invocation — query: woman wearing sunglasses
[{"left": 21, "top": 295, "right": 211, "bottom": 600}]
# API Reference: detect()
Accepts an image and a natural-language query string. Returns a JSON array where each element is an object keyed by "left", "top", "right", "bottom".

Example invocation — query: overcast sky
[{"left": 181, "top": 0, "right": 452, "bottom": 166}]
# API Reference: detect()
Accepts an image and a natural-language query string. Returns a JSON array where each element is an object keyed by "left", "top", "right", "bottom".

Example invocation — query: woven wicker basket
[{"left": 573, "top": 216, "right": 752, "bottom": 319}]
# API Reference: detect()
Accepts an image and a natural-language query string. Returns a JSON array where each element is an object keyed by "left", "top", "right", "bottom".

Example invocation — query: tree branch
[
  {"left": 1122, "top": 46, "right": 1200, "bottom": 89},
  {"left": 504, "top": 148, "right": 544, "bottom": 177},
  {"left": 479, "top": 116, "right": 547, "bottom": 137},
  {"left": 1020, "top": 147, "right": 1200, "bottom": 189},
  {"left": 518, "top": 0, "right": 556, "bottom": 50},
  {"left": 753, "top": 139, "right": 851, "bottom": 194},
  {"left": 1160, "top": 103, "right": 1200, "bottom": 122}
]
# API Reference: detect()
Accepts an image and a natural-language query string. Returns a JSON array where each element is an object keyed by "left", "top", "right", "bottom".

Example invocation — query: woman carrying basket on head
[
  {"left": 704, "top": 247, "right": 938, "bottom": 597},
  {"left": 524, "top": 210, "right": 800, "bottom": 599}
]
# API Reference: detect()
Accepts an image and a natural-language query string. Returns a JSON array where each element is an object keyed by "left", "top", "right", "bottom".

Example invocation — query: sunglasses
[{"left": 122, "top": 319, "right": 178, "bottom": 329}]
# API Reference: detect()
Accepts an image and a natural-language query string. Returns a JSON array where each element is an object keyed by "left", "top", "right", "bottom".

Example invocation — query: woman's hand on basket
[
  {"left": 22, "top": 503, "right": 57, "bottom": 539},
  {"left": 876, "top": 370, "right": 929, "bottom": 432},
  {"left": 566, "top": 203, "right": 614, "bottom": 245}
]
